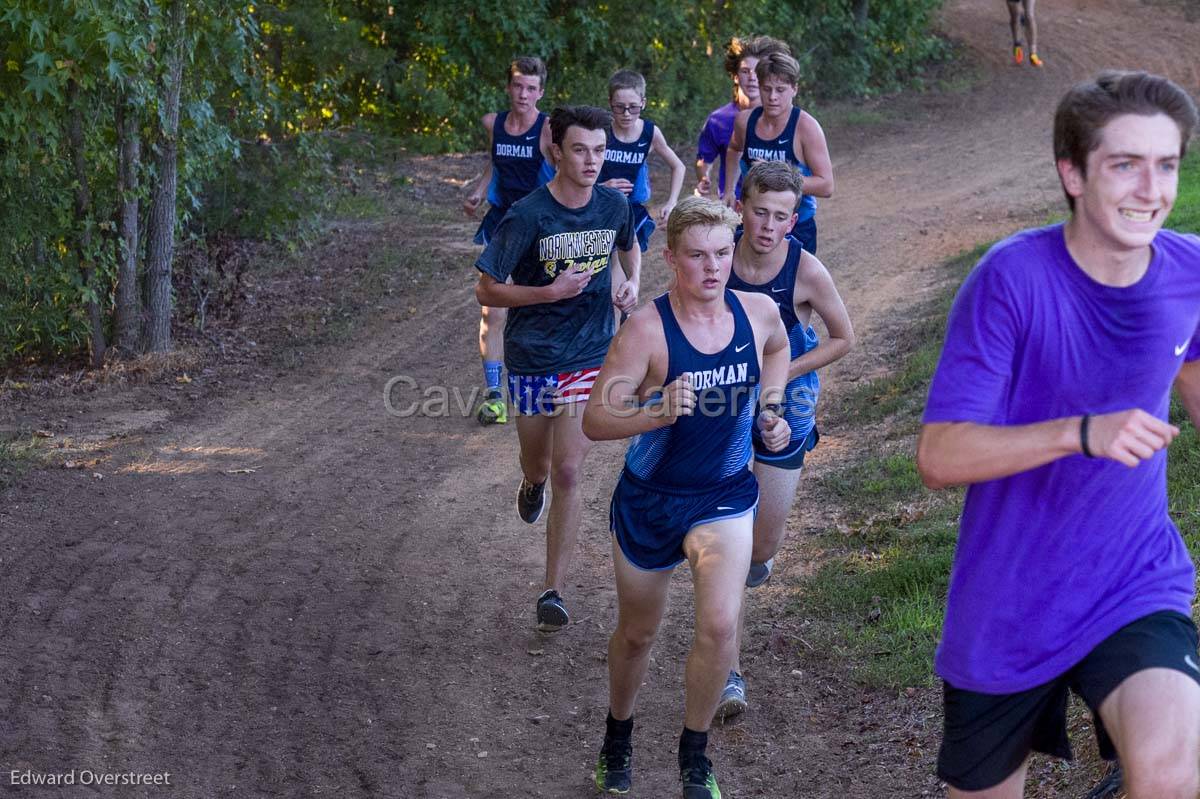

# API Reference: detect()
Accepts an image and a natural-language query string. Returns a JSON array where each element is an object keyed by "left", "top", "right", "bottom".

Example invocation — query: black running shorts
[{"left": 938, "top": 611, "right": 1200, "bottom": 792}]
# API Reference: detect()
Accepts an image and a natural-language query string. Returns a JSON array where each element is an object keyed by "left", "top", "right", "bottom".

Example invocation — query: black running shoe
[
  {"left": 536, "top": 589, "right": 569, "bottom": 632},
  {"left": 593, "top": 734, "right": 632, "bottom": 794},
  {"left": 680, "top": 753, "right": 721, "bottom": 799},
  {"left": 516, "top": 478, "right": 547, "bottom": 524}
]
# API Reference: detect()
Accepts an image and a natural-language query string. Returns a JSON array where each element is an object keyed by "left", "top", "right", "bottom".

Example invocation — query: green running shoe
[
  {"left": 593, "top": 734, "right": 632, "bottom": 794},
  {"left": 680, "top": 753, "right": 721, "bottom": 799},
  {"left": 476, "top": 389, "right": 507, "bottom": 425}
]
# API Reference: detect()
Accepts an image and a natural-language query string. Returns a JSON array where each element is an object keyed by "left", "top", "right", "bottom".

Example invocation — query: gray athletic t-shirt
[{"left": 476, "top": 184, "right": 635, "bottom": 375}]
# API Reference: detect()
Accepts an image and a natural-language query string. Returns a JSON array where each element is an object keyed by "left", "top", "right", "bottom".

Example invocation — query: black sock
[
  {"left": 678, "top": 726, "right": 708, "bottom": 766},
  {"left": 606, "top": 711, "right": 633, "bottom": 740}
]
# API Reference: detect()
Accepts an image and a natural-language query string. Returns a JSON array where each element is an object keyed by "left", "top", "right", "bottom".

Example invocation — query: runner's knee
[
  {"left": 550, "top": 458, "right": 582, "bottom": 492},
  {"left": 694, "top": 611, "right": 738, "bottom": 653},
  {"left": 613, "top": 620, "right": 658, "bottom": 657},
  {"left": 1123, "top": 739, "right": 1200, "bottom": 799}
]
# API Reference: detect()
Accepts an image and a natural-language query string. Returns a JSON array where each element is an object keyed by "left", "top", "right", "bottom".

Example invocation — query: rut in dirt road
[{"left": 3, "top": 1, "right": 1200, "bottom": 798}]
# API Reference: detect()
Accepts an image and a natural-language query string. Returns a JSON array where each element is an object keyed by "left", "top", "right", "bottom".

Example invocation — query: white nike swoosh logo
[
  {"left": 735, "top": 343, "right": 750, "bottom": 352},
  {"left": 637, "top": 142, "right": 648, "bottom": 148},
  {"left": 770, "top": 287, "right": 787, "bottom": 293},
  {"left": 777, "top": 138, "right": 789, "bottom": 144},
  {"left": 525, "top": 134, "right": 537, "bottom": 140},
  {"left": 1176, "top": 342, "right": 1189, "bottom": 356},
  {"left": 716, "top": 506, "right": 734, "bottom": 511},
  {"left": 1186, "top": 654, "right": 1200, "bottom": 673}
]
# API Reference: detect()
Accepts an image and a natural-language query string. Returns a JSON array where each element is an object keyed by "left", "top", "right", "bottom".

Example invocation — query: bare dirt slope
[{"left": 3, "top": 1, "right": 1200, "bottom": 797}]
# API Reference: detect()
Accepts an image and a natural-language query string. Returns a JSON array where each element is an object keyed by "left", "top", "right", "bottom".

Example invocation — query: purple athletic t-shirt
[
  {"left": 697, "top": 102, "right": 739, "bottom": 198},
  {"left": 924, "top": 224, "right": 1200, "bottom": 693}
]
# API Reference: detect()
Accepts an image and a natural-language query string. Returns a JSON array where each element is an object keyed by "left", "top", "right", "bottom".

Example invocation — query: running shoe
[
  {"left": 713, "top": 671, "right": 747, "bottom": 723},
  {"left": 1029, "top": 53, "right": 1043, "bottom": 68},
  {"left": 680, "top": 753, "right": 721, "bottom": 799},
  {"left": 745, "top": 558, "right": 774, "bottom": 589},
  {"left": 516, "top": 478, "right": 547, "bottom": 524},
  {"left": 476, "top": 389, "right": 507, "bottom": 425},
  {"left": 1012, "top": 43, "right": 1024, "bottom": 65},
  {"left": 536, "top": 589, "right": 569, "bottom": 632},
  {"left": 593, "top": 734, "right": 633, "bottom": 794}
]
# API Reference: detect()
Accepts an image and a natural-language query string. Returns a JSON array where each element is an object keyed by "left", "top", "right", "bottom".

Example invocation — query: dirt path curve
[{"left": 3, "top": 2, "right": 1200, "bottom": 797}]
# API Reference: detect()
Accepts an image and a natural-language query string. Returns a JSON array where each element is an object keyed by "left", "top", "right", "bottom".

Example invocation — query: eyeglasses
[{"left": 611, "top": 103, "right": 643, "bottom": 115}]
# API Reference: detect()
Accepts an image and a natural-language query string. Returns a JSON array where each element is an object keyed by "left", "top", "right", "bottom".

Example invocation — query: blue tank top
[
  {"left": 738, "top": 106, "right": 817, "bottom": 221},
  {"left": 726, "top": 238, "right": 820, "bottom": 439},
  {"left": 624, "top": 290, "right": 760, "bottom": 488},
  {"left": 598, "top": 120, "right": 654, "bottom": 205},
  {"left": 487, "top": 111, "right": 554, "bottom": 209}
]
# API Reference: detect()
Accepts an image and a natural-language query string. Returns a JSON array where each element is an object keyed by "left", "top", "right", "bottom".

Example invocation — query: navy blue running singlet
[
  {"left": 486, "top": 111, "right": 553, "bottom": 208},
  {"left": 624, "top": 290, "right": 760, "bottom": 488},
  {"left": 726, "top": 238, "right": 820, "bottom": 442},
  {"left": 599, "top": 120, "right": 654, "bottom": 205},
  {"left": 738, "top": 106, "right": 816, "bottom": 221}
]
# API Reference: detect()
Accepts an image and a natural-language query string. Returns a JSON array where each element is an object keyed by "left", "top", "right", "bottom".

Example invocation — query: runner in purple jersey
[
  {"left": 917, "top": 71, "right": 1200, "bottom": 799},
  {"left": 694, "top": 36, "right": 789, "bottom": 201}
]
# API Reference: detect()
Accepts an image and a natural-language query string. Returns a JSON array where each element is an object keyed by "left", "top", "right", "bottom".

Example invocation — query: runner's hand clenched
[
  {"left": 1085, "top": 409, "right": 1179, "bottom": 467},
  {"left": 757, "top": 408, "right": 791, "bottom": 452}
]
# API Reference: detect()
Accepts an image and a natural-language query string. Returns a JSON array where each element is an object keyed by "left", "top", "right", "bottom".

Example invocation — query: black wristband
[
  {"left": 763, "top": 402, "right": 782, "bottom": 416},
  {"left": 1080, "top": 414, "right": 1095, "bottom": 458}
]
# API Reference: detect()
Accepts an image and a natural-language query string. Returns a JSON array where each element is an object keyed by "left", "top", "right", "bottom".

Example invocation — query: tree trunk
[
  {"left": 145, "top": 0, "right": 186, "bottom": 352},
  {"left": 67, "top": 77, "right": 107, "bottom": 368},
  {"left": 853, "top": 0, "right": 869, "bottom": 26},
  {"left": 115, "top": 95, "right": 143, "bottom": 354}
]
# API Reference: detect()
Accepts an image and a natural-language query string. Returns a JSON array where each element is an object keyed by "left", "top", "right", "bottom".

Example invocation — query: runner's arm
[
  {"left": 787, "top": 252, "right": 854, "bottom": 379},
  {"left": 917, "top": 411, "right": 1180, "bottom": 489},
  {"left": 650, "top": 126, "right": 686, "bottom": 221},
  {"left": 475, "top": 268, "right": 590, "bottom": 308},
  {"left": 1175, "top": 358, "right": 1200, "bottom": 426},
  {"left": 795, "top": 113, "right": 834, "bottom": 198},
  {"left": 723, "top": 112, "right": 748, "bottom": 208},
  {"left": 583, "top": 312, "right": 686, "bottom": 440},
  {"left": 463, "top": 113, "right": 497, "bottom": 215},
  {"left": 613, "top": 246, "right": 641, "bottom": 312},
  {"left": 748, "top": 293, "right": 790, "bottom": 408}
]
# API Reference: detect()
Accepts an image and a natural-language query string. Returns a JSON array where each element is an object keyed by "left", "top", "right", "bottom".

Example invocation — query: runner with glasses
[{"left": 598, "top": 69, "right": 686, "bottom": 252}]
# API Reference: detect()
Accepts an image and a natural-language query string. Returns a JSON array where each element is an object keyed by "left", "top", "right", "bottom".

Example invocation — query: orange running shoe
[
  {"left": 1013, "top": 43, "right": 1024, "bottom": 64},
  {"left": 1030, "top": 53, "right": 1044, "bottom": 68}
]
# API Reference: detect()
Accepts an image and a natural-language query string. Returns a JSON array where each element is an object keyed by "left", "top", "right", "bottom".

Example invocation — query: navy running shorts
[
  {"left": 938, "top": 610, "right": 1200, "bottom": 792},
  {"left": 610, "top": 467, "right": 758, "bottom": 571},
  {"left": 631, "top": 202, "right": 656, "bottom": 253},
  {"left": 472, "top": 205, "right": 509, "bottom": 247},
  {"left": 753, "top": 425, "right": 819, "bottom": 471}
]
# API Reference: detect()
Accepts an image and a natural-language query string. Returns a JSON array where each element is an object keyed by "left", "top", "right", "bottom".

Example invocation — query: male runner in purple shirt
[{"left": 918, "top": 71, "right": 1200, "bottom": 798}]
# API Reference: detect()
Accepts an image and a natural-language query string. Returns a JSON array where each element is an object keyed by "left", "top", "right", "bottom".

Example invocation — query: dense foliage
[{"left": 0, "top": 0, "right": 945, "bottom": 365}]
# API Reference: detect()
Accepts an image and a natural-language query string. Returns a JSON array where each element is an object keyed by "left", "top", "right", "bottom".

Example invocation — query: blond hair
[{"left": 666, "top": 197, "right": 741, "bottom": 250}]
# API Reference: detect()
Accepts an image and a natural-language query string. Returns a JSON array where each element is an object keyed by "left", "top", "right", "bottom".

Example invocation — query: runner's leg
[
  {"left": 1098, "top": 668, "right": 1200, "bottom": 799},
  {"left": 607, "top": 539, "right": 673, "bottom": 719},
  {"left": 682, "top": 514, "right": 753, "bottom": 731},
  {"left": 544, "top": 403, "right": 594, "bottom": 592}
]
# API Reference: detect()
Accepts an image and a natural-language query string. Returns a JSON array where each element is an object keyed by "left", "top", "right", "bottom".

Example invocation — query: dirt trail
[{"left": 3, "top": 2, "right": 1200, "bottom": 797}]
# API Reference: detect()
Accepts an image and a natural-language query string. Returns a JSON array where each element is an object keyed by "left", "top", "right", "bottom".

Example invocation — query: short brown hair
[
  {"left": 741, "top": 161, "right": 804, "bottom": 204},
  {"left": 508, "top": 56, "right": 547, "bottom": 89},
  {"left": 549, "top": 105, "right": 612, "bottom": 146},
  {"left": 1054, "top": 71, "right": 1197, "bottom": 210},
  {"left": 722, "top": 35, "right": 791, "bottom": 77},
  {"left": 608, "top": 69, "right": 646, "bottom": 99},
  {"left": 667, "top": 197, "right": 741, "bottom": 250},
  {"left": 755, "top": 51, "right": 800, "bottom": 88}
]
